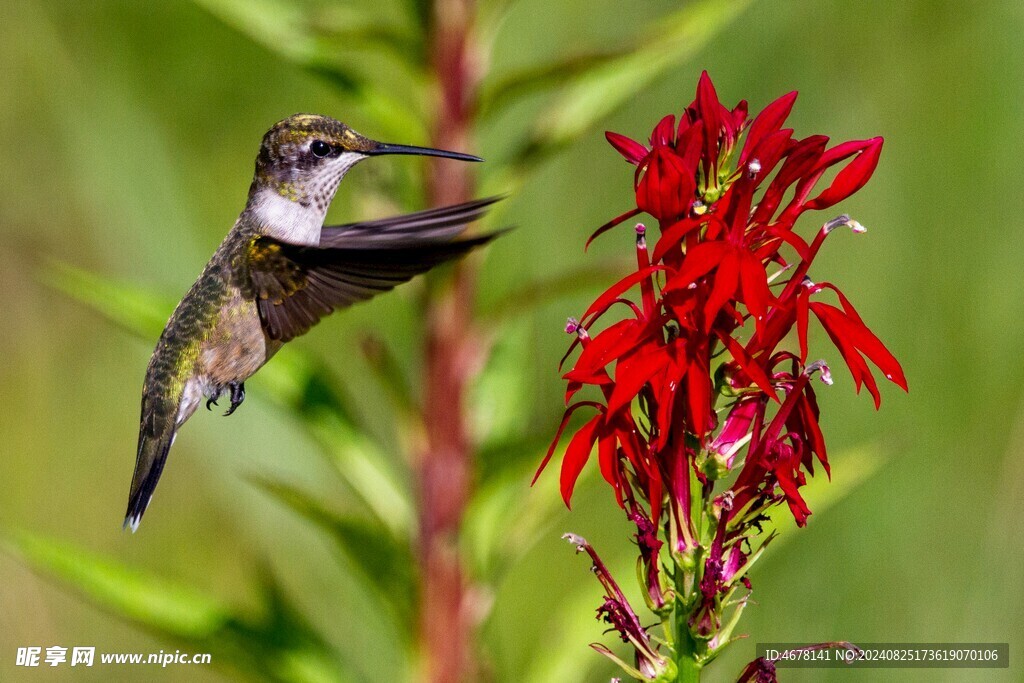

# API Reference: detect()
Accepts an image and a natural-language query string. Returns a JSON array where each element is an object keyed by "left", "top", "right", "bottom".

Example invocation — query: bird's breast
[{"left": 200, "top": 292, "right": 274, "bottom": 386}]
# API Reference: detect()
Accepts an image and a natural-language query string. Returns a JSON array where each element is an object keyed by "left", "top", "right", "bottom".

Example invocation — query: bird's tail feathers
[{"left": 124, "top": 398, "right": 178, "bottom": 532}]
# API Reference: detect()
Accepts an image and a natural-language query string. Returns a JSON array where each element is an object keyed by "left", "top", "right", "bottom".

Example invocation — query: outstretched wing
[{"left": 249, "top": 197, "right": 503, "bottom": 342}]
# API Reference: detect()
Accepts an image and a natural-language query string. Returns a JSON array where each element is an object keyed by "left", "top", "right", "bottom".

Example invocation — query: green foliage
[
  {"left": 250, "top": 476, "right": 418, "bottom": 636},
  {"left": 498, "top": 0, "right": 752, "bottom": 174},
  {"left": 6, "top": 532, "right": 354, "bottom": 683}
]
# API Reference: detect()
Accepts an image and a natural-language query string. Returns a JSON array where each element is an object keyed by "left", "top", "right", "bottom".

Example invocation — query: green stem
[
  {"left": 673, "top": 561, "right": 703, "bottom": 682},
  {"left": 674, "top": 615, "right": 702, "bottom": 683}
]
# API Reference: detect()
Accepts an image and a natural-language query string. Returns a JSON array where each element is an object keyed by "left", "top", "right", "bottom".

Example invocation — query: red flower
[{"left": 537, "top": 71, "right": 906, "bottom": 538}]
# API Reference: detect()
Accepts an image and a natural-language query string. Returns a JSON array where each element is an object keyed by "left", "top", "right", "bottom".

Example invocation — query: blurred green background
[{"left": 0, "top": 0, "right": 1021, "bottom": 681}]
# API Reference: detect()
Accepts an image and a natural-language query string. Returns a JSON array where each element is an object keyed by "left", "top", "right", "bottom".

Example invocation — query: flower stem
[
  {"left": 418, "top": 0, "right": 481, "bottom": 681},
  {"left": 674, "top": 613, "right": 703, "bottom": 683},
  {"left": 673, "top": 565, "right": 703, "bottom": 683}
]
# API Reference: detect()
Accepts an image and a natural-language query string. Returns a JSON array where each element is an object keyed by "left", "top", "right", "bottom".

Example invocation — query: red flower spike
[{"left": 544, "top": 74, "right": 905, "bottom": 610}]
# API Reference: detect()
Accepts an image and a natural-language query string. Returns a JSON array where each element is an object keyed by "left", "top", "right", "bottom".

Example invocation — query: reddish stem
[{"left": 419, "top": 0, "right": 480, "bottom": 681}]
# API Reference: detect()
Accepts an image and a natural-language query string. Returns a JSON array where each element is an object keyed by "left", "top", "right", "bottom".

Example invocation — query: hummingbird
[{"left": 125, "top": 113, "right": 501, "bottom": 531}]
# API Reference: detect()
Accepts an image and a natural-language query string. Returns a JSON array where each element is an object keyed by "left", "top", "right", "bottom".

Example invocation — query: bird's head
[{"left": 248, "top": 114, "right": 481, "bottom": 244}]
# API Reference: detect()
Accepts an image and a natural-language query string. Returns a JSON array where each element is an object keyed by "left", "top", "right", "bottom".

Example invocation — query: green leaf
[
  {"left": 258, "top": 349, "right": 414, "bottom": 538},
  {"left": 403, "top": 0, "right": 432, "bottom": 32},
  {"left": 470, "top": 322, "right": 533, "bottom": 448},
  {"left": 520, "top": 547, "right": 634, "bottom": 683},
  {"left": 507, "top": 0, "right": 753, "bottom": 172},
  {"left": 190, "top": 0, "right": 411, "bottom": 72},
  {"left": 7, "top": 530, "right": 226, "bottom": 636},
  {"left": 5, "top": 531, "right": 354, "bottom": 683},
  {"left": 766, "top": 444, "right": 888, "bottom": 543},
  {"left": 251, "top": 476, "right": 417, "bottom": 636},
  {"left": 187, "top": 0, "right": 427, "bottom": 142},
  {"left": 478, "top": 48, "right": 629, "bottom": 119},
  {"left": 40, "top": 259, "right": 174, "bottom": 338},
  {"left": 480, "top": 259, "right": 633, "bottom": 322},
  {"left": 464, "top": 457, "right": 565, "bottom": 583},
  {"left": 41, "top": 262, "right": 414, "bottom": 537},
  {"left": 358, "top": 333, "right": 419, "bottom": 421}
]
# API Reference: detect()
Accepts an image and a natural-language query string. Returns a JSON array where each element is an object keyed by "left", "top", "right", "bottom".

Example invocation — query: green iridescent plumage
[{"left": 126, "top": 114, "right": 500, "bottom": 531}]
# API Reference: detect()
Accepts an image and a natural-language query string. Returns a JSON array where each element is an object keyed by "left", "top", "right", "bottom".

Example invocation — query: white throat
[
  {"left": 250, "top": 151, "right": 366, "bottom": 246},
  {"left": 251, "top": 190, "right": 326, "bottom": 246}
]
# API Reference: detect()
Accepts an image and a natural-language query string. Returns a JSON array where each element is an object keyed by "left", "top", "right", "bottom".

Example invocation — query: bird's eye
[{"left": 310, "top": 140, "right": 331, "bottom": 158}]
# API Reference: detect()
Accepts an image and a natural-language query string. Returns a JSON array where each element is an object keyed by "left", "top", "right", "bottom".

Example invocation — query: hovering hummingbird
[{"left": 126, "top": 113, "right": 501, "bottom": 531}]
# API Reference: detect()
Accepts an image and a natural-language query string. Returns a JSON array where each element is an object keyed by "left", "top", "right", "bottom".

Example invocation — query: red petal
[
  {"left": 696, "top": 71, "right": 724, "bottom": 169},
  {"left": 597, "top": 435, "right": 621, "bottom": 492},
  {"left": 717, "top": 333, "right": 778, "bottom": 400},
  {"left": 586, "top": 207, "right": 642, "bottom": 249},
  {"left": 676, "top": 120, "right": 704, "bottom": 173},
  {"left": 652, "top": 215, "right": 714, "bottom": 263},
  {"left": 744, "top": 128, "right": 794, "bottom": 184},
  {"left": 654, "top": 355, "right": 688, "bottom": 449},
  {"left": 607, "top": 347, "right": 669, "bottom": 415},
  {"left": 812, "top": 303, "right": 882, "bottom": 408},
  {"left": 650, "top": 114, "right": 676, "bottom": 147},
  {"left": 568, "top": 319, "right": 641, "bottom": 381},
  {"left": 606, "top": 131, "right": 648, "bottom": 165},
  {"left": 804, "top": 137, "right": 883, "bottom": 211},
  {"left": 560, "top": 415, "right": 603, "bottom": 507},
  {"left": 534, "top": 401, "right": 602, "bottom": 485},
  {"left": 814, "top": 300, "right": 907, "bottom": 392},
  {"left": 797, "top": 386, "right": 828, "bottom": 475},
  {"left": 703, "top": 250, "right": 739, "bottom": 330},
  {"left": 764, "top": 223, "right": 810, "bottom": 261},
  {"left": 752, "top": 135, "right": 828, "bottom": 225},
  {"left": 664, "top": 241, "right": 730, "bottom": 292},
  {"left": 739, "top": 251, "right": 772, "bottom": 322},
  {"left": 581, "top": 265, "right": 667, "bottom": 324},
  {"left": 775, "top": 463, "right": 812, "bottom": 526},
  {"left": 730, "top": 99, "right": 749, "bottom": 138},
  {"left": 739, "top": 91, "right": 798, "bottom": 164},
  {"left": 796, "top": 289, "right": 810, "bottom": 362},
  {"left": 687, "top": 355, "right": 712, "bottom": 437},
  {"left": 636, "top": 147, "right": 692, "bottom": 221}
]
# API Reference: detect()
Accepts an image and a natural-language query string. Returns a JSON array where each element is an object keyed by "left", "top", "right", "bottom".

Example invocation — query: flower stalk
[
  {"left": 539, "top": 72, "right": 906, "bottom": 681},
  {"left": 418, "top": 0, "right": 483, "bottom": 680}
]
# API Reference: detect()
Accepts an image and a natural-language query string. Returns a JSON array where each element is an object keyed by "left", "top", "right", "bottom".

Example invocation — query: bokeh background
[{"left": 1, "top": 0, "right": 1021, "bottom": 681}]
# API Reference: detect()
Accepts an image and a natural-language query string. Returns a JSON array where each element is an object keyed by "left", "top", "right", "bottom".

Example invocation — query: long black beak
[{"left": 366, "top": 142, "right": 482, "bottom": 163}]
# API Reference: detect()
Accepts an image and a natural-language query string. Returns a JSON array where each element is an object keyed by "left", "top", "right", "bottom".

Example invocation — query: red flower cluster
[{"left": 537, "top": 71, "right": 906, "bottom": 549}]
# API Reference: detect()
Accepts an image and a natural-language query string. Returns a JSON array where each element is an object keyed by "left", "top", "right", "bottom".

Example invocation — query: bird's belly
[{"left": 200, "top": 298, "right": 272, "bottom": 386}]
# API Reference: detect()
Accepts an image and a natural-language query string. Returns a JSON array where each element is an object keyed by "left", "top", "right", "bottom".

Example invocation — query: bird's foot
[
  {"left": 205, "top": 393, "right": 220, "bottom": 411},
  {"left": 223, "top": 382, "right": 245, "bottom": 417}
]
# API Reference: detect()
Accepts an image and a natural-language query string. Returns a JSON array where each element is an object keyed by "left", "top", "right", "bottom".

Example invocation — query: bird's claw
[
  {"left": 206, "top": 396, "right": 219, "bottom": 411},
  {"left": 223, "top": 382, "right": 245, "bottom": 417}
]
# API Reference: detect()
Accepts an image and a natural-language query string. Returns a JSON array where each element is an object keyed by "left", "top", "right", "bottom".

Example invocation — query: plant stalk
[{"left": 418, "top": 0, "right": 481, "bottom": 681}]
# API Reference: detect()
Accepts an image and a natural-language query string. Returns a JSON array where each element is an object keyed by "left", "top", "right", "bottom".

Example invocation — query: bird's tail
[{"left": 124, "top": 395, "right": 178, "bottom": 532}]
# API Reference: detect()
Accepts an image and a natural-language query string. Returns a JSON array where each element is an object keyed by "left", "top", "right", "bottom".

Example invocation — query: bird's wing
[{"left": 248, "top": 197, "right": 504, "bottom": 342}]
